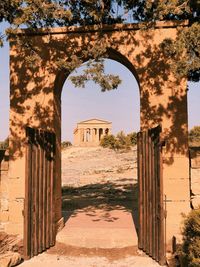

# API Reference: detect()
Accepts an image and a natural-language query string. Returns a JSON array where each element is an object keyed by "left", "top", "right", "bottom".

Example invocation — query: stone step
[{"left": 57, "top": 209, "right": 138, "bottom": 249}]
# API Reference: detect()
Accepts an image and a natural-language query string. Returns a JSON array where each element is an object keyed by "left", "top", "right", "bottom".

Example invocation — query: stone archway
[{"left": 4, "top": 20, "right": 190, "bottom": 263}]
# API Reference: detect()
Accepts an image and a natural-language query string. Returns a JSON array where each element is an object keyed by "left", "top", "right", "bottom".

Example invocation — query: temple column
[
  {"left": 94, "top": 128, "right": 97, "bottom": 142},
  {"left": 92, "top": 129, "right": 95, "bottom": 143},
  {"left": 90, "top": 128, "right": 92, "bottom": 142},
  {"left": 86, "top": 128, "right": 91, "bottom": 142},
  {"left": 80, "top": 128, "right": 84, "bottom": 143},
  {"left": 84, "top": 129, "right": 86, "bottom": 142}
]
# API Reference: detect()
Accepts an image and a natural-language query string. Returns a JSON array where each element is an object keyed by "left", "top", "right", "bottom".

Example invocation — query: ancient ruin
[{"left": 73, "top": 119, "right": 112, "bottom": 146}]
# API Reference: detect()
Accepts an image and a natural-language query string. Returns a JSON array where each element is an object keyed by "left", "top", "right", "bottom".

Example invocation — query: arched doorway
[
  {"left": 54, "top": 50, "right": 141, "bottom": 231},
  {"left": 7, "top": 21, "right": 190, "bottom": 265},
  {"left": 60, "top": 57, "right": 140, "bottom": 260}
]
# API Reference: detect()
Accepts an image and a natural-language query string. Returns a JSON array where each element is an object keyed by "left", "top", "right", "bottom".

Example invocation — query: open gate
[
  {"left": 24, "top": 127, "right": 56, "bottom": 259},
  {"left": 137, "top": 125, "right": 165, "bottom": 265}
]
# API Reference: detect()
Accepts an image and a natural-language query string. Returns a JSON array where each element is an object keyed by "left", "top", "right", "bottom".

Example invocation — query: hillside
[{"left": 61, "top": 146, "right": 137, "bottom": 187}]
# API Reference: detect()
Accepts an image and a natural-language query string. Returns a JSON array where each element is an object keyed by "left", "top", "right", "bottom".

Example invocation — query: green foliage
[
  {"left": 100, "top": 131, "right": 137, "bottom": 151},
  {"left": 0, "top": 0, "right": 200, "bottom": 85},
  {"left": 0, "top": 137, "right": 9, "bottom": 150},
  {"left": 61, "top": 141, "right": 72, "bottom": 149},
  {"left": 100, "top": 134, "right": 116, "bottom": 149},
  {"left": 189, "top": 126, "right": 200, "bottom": 146},
  {"left": 127, "top": 132, "right": 137, "bottom": 146},
  {"left": 161, "top": 22, "right": 200, "bottom": 82},
  {"left": 178, "top": 208, "right": 200, "bottom": 267},
  {"left": 70, "top": 60, "right": 121, "bottom": 92}
]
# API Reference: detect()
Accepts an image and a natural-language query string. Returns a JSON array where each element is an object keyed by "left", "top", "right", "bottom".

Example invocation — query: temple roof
[{"left": 77, "top": 118, "right": 112, "bottom": 124}]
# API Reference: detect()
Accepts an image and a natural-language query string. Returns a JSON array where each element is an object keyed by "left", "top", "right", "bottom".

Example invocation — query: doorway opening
[{"left": 58, "top": 58, "right": 140, "bottom": 258}]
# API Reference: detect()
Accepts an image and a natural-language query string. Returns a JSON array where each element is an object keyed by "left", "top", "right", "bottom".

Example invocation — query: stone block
[
  {"left": 0, "top": 211, "right": 9, "bottom": 222},
  {"left": 0, "top": 177, "right": 9, "bottom": 193},
  {"left": 0, "top": 161, "right": 9, "bottom": 171},
  {"left": 191, "top": 196, "right": 200, "bottom": 209},
  {"left": 0, "top": 252, "right": 22, "bottom": 267},
  {"left": 5, "top": 222, "right": 23, "bottom": 236},
  {"left": 9, "top": 199, "right": 24, "bottom": 224},
  {"left": 163, "top": 156, "right": 189, "bottom": 180},
  {"left": 0, "top": 170, "right": 8, "bottom": 180},
  {"left": 8, "top": 156, "right": 25, "bottom": 180},
  {"left": 191, "top": 157, "right": 200, "bottom": 168},
  {"left": 164, "top": 178, "right": 190, "bottom": 201},
  {"left": 165, "top": 201, "right": 190, "bottom": 244},
  {"left": 8, "top": 178, "right": 25, "bottom": 200},
  {"left": 191, "top": 168, "right": 200, "bottom": 195},
  {"left": 0, "top": 198, "right": 9, "bottom": 211},
  {"left": 191, "top": 168, "right": 200, "bottom": 179}
]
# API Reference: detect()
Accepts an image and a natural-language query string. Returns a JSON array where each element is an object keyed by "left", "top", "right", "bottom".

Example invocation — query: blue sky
[
  {"left": 62, "top": 62, "right": 140, "bottom": 142},
  {"left": 0, "top": 23, "right": 199, "bottom": 142}
]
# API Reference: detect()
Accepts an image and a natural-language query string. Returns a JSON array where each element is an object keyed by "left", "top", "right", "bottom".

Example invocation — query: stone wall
[
  {"left": 9, "top": 21, "right": 190, "bottom": 249},
  {"left": 0, "top": 150, "right": 9, "bottom": 231},
  {"left": 190, "top": 147, "right": 200, "bottom": 209}
]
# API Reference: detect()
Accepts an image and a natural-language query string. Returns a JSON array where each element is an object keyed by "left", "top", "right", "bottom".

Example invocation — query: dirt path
[{"left": 20, "top": 252, "right": 161, "bottom": 267}]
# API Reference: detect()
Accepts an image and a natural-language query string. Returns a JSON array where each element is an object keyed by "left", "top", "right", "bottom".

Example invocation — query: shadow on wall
[
  {"left": 61, "top": 179, "right": 139, "bottom": 234},
  {"left": 9, "top": 22, "right": 188, "bottom": 165}
]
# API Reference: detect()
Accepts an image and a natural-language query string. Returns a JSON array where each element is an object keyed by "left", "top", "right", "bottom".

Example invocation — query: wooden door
[
  {"left": 24, "top": 127, "right": 56, "bottom": 259},
  {"left": 137, "top": 125, "right": 165, "bottom": 265}
]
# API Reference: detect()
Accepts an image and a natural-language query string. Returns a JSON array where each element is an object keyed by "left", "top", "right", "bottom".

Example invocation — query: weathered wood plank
[
  {"left": 24, "top": 141, "right": 32, "bottom": 259},
  {"left": 42, "top": 137, "right": 47, "bottom": 251},
  {"left": 46, "top": 133, "right": 50, "bottom": 249},
  {"left": 148, "top": 132, "right": 153, "bottom": 257},
  {"left": 38, "top": 140, "right": 43, "bottom": 253},
  {"left": 145, "top": 130, "right": 149, "bottom": 254},
  {"left": 34, "top": 141, "right": 39, "bottom": 256},
  {"left": 137, "top": 132, "right": 143, "bottom": 249}
]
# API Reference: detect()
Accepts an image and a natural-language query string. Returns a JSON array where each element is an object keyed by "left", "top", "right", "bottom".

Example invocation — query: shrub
[
  {"left": 116, "top": 131, "right": 132, "bottom": 150},
  {"left": 100, "top": 131, "right": 137, "bottom": 151},
  {"left": 189, "top": 126, "right": 200, "bottom": 146},
  {"left": 0, "top": 137, "right": 9, "bottom": 150},
  {"left": 178, "top": 207, "right": 200, "bottom": 267},
  {"left": 61, "top": 141, "right": 72, "bottom": 149},
  {"left": 100, "top": 134, "right": 116, "bottom": 149},
  {"left": 127, "top": 132, "right": 137, "bottom": 146}
]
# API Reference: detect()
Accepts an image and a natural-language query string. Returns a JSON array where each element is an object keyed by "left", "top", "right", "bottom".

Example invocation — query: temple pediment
[{"left": 78, "top": 118, "right": 111, "bottom": 125}]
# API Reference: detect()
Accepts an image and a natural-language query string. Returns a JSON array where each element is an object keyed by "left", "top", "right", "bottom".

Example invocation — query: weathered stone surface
[
  {"left": 0, "top": 211, "right": 9, "bottom": 222},
  {"left": 191, "top": 196, "right": 200, "bottom": 209},
  {"left": 0, "top": 154, "right": 9, "bottom": 232},
  {"left": 74, "top": 119, "right": 112, "bottom": 147},
  {"left": 0, "top": 252, "right": 22, "bottom": 267},
  {"left": 6, "top": 21, "right": 190, "bottom": 254},
  {"left": 1, "top": 198, "right": 9, "bottom": 212},
  {"left": 0, "top": 161, "right": 9, "bottom": 171}
]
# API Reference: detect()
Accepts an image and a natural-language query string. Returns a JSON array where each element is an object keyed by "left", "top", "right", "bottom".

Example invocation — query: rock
[
  {"left": 0, "top": 252, "right": 22, "bottom": 267},
  {"left": 191, "top": 196, "right": 200, "bottom": 209}
]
